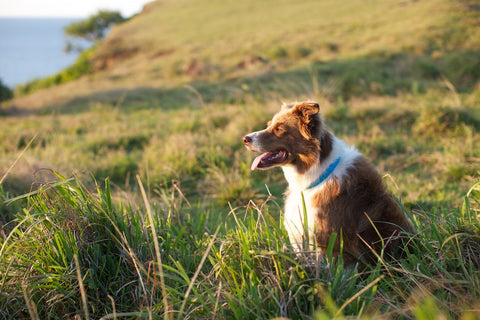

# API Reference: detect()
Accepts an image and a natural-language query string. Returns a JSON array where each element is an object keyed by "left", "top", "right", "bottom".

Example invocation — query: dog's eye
[{"left": 273, "top": 125, "right": 285, "bottom": 135}]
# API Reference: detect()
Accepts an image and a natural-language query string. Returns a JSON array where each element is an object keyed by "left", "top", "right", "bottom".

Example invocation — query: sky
[{"left": 0, "top": 0, "right": 153, "bottom": 18}]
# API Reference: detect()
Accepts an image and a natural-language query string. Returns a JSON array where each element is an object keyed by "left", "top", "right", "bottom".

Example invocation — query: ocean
[{"left": 0, "top": 17, "right": 84, "bottom": 88}]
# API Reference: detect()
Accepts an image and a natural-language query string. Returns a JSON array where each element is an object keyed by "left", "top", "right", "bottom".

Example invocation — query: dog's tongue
[
  {"left": 251, "top": 153, "right": 267, "bottom": 171},
  {"left": 250, "top": 151, "right": 287, "bottom": 170}
]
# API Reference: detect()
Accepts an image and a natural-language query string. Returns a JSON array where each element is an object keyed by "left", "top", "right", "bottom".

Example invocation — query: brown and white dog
[{"left": 243, "top": 101, "right": 413, "bottom": 265}]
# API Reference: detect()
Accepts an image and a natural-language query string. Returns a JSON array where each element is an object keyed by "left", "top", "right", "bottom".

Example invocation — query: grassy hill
[{"left": 1, "top": 0, "right": 480, "bottom": 318}]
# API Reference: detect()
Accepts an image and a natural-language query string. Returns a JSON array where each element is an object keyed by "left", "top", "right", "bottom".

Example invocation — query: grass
[
  {"left": 0, "top": 175, "right": 479, "bottom": 319},
  {"left": 2, "top": 85, "right": 477, "bottom": 207},
  {"left": 1, "top": 0, "right": 480, "bottom": 318},
  {"left": 4, "top": 0, "right": 480, "bottom": 111}
]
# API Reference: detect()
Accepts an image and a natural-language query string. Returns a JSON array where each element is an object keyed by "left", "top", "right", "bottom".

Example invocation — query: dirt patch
[
  {"left": 237, "top": 56, "right": 268, "bottom": 69},
  {"left": 93, "top": 46, "right": 140, "bottom": 71}
]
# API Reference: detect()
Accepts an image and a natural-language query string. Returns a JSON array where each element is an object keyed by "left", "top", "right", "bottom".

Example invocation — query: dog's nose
[{"left": 243, "top": 135, "right": 252, "bottom": 144}]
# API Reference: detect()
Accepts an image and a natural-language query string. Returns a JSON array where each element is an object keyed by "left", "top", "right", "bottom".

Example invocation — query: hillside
[
  {"left": 5, "top": 0, "right": 480, "bottom": 111},
  {"left": 1, "top": 0, "right": 480, "bottom": 318},
  {"left": 2, "top": 0, "right": 479, "bottom": 204}
]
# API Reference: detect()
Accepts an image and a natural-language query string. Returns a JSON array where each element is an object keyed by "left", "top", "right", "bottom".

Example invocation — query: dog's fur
[{"left": 243, "top": 101, "right": 413, "bottom": 265}]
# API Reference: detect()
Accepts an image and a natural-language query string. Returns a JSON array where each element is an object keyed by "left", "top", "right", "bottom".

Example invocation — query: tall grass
[{"left": 1, "top": 173, "right": 479, "bottom": 319}]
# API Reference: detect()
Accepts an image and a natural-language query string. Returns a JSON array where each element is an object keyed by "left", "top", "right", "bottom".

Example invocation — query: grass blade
[
  {"left": 177, "top": 225, "right": 220, "bottom": 319},
  {"left": 136, "top": 175, "right": 170, "bottom": 319},
  {"left": 74, "top": 254, "right": 90, "bottom": 320}
]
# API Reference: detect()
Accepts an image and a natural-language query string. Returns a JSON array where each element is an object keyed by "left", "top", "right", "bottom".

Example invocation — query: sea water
[{"left": 0, "top": 17, "right": 83, "bottom": 88}]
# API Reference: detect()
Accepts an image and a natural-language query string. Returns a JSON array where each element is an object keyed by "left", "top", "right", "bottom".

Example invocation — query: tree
[
  {"left": 64, "top": 10, "right": 126, "bottom": 52},
  {"left": 0, "top": 79, "right": 13, "bottom": 102}
]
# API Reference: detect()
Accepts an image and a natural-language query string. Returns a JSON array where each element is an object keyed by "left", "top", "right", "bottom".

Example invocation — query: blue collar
[{"left": 306, "top": 157, "right": 341, "bottom": 190}]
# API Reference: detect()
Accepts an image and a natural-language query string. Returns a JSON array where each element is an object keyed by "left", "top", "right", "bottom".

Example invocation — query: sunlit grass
[
  {"left": 1, "top": 0, "right": 480, "bottom": 318},
  {"left": 1, "top": 175, "right": 479, "bottom": 318},
  {"left": 2, "top": 87, "right": 478, "bottom": 206}
]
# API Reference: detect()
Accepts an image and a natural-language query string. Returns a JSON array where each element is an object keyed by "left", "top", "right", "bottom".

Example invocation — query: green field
[{"left": 1, "top": 0, "right": 480, "bottom": 318}]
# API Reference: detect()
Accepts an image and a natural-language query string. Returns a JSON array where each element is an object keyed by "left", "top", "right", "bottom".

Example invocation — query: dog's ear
[
  {"left": 294, "top": 101, "right": 319, "bottom": 123},
  {"left": 281, "top": 102, "right": 295, "bottom": 111}
]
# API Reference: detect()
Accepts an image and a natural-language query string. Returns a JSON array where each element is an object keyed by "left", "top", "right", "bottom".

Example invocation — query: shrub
[
  {"left": 293, "top": 46, "right": 313, "bottom": 59},
  {"left": 270, "top": 46, "right": 288, "bottom": 59},
  {"left": 16, "top": 49, "right": 94, "bottom": 96},
  {"left": 413, "top": 56, "right": 441, "bottom": 79},
  {"left": 441, "top": 50, "right": 480, "bottom": 91},
  {"left": 0, "top": 79, "right": 13, "bottom": 102}
]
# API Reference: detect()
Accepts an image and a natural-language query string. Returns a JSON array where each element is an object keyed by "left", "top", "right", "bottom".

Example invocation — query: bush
[
  {"left": 0, "top": 79, "right": 13, "bottom": 102},
  {"left": 441, "top": 50, "right": 480, "bottom": 91},
  {"left": 16, "top": 48, "right": 94, "bottom": 96},
  {"left": 270, "top": 46, "right": 288, "bottom": 59}
]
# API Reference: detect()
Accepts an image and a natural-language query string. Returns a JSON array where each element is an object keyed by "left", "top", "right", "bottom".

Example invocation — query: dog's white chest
[
  {"left": 280, "top": 136, "right": 360, "bottom": 251},
  {"left": 283, "top": 188, "right": 319, "bottom": 251}
]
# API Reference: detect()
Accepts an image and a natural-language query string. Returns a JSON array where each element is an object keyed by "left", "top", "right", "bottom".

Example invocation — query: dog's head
[{"left": 243, "top": 101, "right": 329, "bottom": 173}]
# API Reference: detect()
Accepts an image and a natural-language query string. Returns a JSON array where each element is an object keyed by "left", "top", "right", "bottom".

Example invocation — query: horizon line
[{"left": 0, "top": 15, "right": 87, "bottom": 19}]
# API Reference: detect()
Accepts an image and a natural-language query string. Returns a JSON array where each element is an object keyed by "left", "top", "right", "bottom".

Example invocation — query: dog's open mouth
[{"left": 251, "top": 150, "right": 288, "bottom": 170}]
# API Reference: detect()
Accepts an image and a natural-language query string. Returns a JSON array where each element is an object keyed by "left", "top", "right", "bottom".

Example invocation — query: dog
[{"left": 243, "top": 101, "right": 413, "bottom": 265}]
